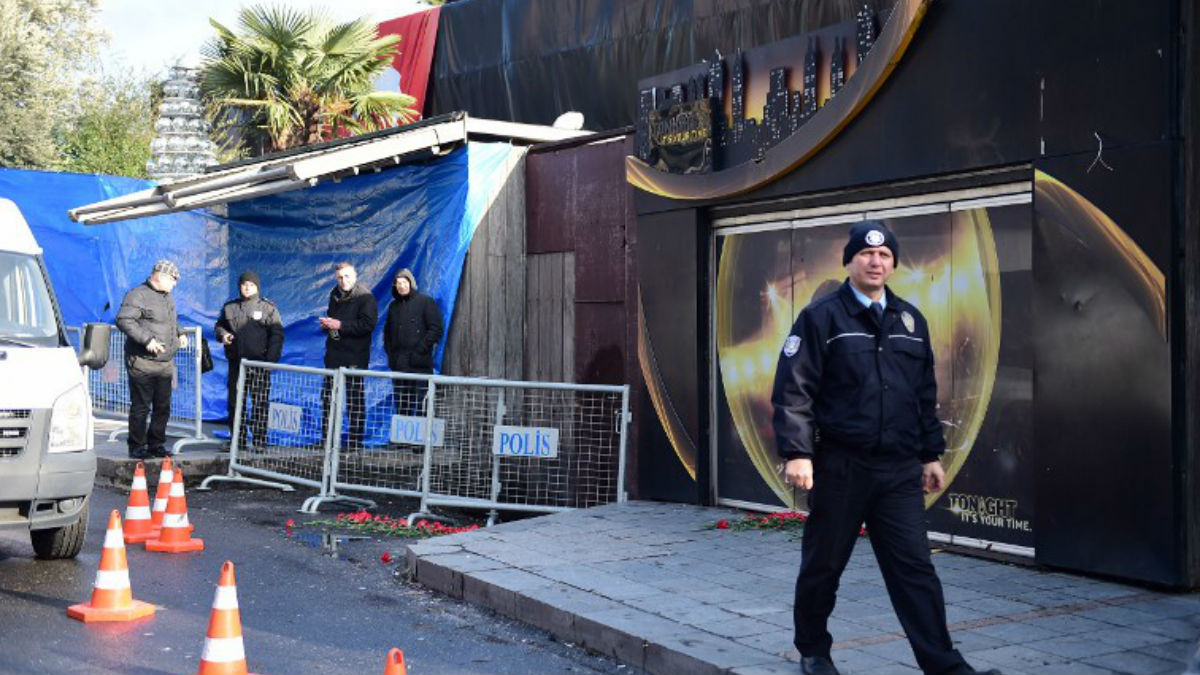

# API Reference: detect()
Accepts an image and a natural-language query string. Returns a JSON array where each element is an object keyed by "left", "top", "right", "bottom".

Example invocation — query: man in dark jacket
[
  {"left": 383, "top": 268, "right": 444, "bottom": 417},
  {"left": 115, "top": 260, "right": 187, "bottom": 459},
  {"left": 772, "top": 222, "right": 995, "bottom": 675},
  {"left": 215, "top": 270, "right": 284, "bottom": 448},
  {"left": 318, "top": 262, "right": 377, "bottom": 451}
]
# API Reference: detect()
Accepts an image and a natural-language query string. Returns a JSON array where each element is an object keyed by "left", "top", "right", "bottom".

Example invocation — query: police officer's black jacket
[
  {"left": 323, "top": 283, "right": 378, "bottom": 368},
  {"left": 383, "top": 285, "right": 444, "bottom": 374},
  {"left": 214, "top": 294, "right": 284, "bottom": 363},
  {"left": 116, "top": 281, "right": 181, "bottom": 362},
  {"left": 771, "top": 280, "right": 945, "bottom": 465}
]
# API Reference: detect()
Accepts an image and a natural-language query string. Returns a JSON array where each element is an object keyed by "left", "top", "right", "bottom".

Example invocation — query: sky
[{"left": 96, "top": 0, "right": 429, "bottom": 78}]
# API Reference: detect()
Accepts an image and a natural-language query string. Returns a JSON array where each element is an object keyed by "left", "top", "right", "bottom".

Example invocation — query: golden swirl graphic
[
  {"left": 1033, "top": 170, "right": 1165, "bottom": 339},
  {"left": 637, "top": 294, "right": 698, "bottom": 479},
  {"left": 714, "top": 212, "right": 1002, "bottom": 509},
  {"left": 626, "top": 0, "right": 931, "bottom": 200}
]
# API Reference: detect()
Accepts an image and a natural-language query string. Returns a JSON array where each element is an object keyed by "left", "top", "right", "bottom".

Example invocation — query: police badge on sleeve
[
  {"left": 783, "top": 335, "right": 802, "bottom": 357},
  {"left": 900, "top": 311, "right": 915, "bottom": 333}
]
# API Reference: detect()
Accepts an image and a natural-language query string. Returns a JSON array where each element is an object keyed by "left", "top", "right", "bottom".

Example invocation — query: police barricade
[
  {"left": 85, "top": 325, "right": 211, "bottom": 454},
  {"left": 197, "top": 360, "right": 373, "bottom": 513},
  {"left": 336, "top": 368, "right": 630, "bottom": 525}
]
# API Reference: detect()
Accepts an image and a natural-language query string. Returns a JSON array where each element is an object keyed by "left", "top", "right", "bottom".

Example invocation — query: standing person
[
  {"left": 383, "top": 268, "right": 444, "bottom": 418},
  {"left": 318, "top": 262, "right": 377, "bottom": 451},
  {"left": 115, "top": 260, "right": 188, "bottom": 460},
  {"left": 214, "top": 270, "right": 284, "bottom": 448},
  {"left": 772, "top": 222, "right": 997, "bottom": 675}
]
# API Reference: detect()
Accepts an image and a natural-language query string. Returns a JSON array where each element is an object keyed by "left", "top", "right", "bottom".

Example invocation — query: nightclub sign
[{"left": 627, "top": 0, "right": 931, "bottom": 200}]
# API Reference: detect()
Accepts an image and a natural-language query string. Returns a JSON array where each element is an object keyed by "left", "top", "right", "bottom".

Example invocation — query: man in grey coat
[{"left": 115, "top": 260, "right": 188, "bottom": 459}]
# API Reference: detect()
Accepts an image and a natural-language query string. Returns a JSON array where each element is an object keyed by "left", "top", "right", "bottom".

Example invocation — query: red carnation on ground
[
  {"left": 380, "top": 552, "right": 393, "bottom": 564},
  {"left": 716, "top": 519, "right": 729, "bottom": 529}
]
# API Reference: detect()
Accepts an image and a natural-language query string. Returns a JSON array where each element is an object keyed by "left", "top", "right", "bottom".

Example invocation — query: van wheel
[{"left": 30, "top": 499, "right": 89, "bottom": 560}]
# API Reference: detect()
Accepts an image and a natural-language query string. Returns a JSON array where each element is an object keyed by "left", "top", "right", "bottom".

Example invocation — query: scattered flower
[
  {"left": 380, "top": 552, "right": 393, "bottom": 564},
  {"left": 303, "top": 511, "right": 481, "bottom": 539},
  {"left": 716, "top": 519, "right": 729, "bottom": 530}
]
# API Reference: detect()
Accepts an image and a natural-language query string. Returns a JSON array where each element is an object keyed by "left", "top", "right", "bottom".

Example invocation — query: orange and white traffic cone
[
  {"left": 67, "top": 510, "right": 156, "bottom": 622},
  {"left": 145, "top": 468, "right": 204, "bottom": 553},
  {"left": 383, "top": 648, "right": 407, "bottom": 675},
  {"left": 196, "top": 561, "right": 256, "bottom": 675},
  {"left": 149, "top": 457, "right": 175, "bottom": 534},
  {"left": 123, "top": 462, "right": 155, "bottom": 544}
]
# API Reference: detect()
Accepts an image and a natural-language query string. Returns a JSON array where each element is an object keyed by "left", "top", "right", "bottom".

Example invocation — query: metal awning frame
[{"left": 69, "top": 112, "right": 590, "bottom": 225}]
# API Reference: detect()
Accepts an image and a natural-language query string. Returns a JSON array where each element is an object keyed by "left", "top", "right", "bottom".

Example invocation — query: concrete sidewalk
[
  {"left": 407, "top": 501, "right": 1200, "bottom": 675},
  {"left": 91, "top": 418, "right": 228, "bottom": 488}
]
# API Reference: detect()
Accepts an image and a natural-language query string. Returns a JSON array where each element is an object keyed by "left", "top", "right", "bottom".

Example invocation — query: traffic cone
[
  {"left": 149, "top": 457, "right": 175, "bottom": 533},
  {"left": 145, "top": 468, "right": 204, "bottom": 552},
  {"left": 67, "top": 510, "right": 156, "bottom": 622},
  {"left": 123, "top": 462, "right": 155, "bottom": 544},
  {"left": 196, "top": 561, "right": 255, "bottom": 675},
  {"left": 383, "top": 648, "right": 407, "bottom": 675}
]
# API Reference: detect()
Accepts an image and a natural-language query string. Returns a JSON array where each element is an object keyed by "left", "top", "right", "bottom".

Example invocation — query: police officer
[
  {"left": 115, "top": 259, "right": 187, "bottom": 459},
  {"left": 215, "top": 270, "right": 284, "bottom": 448},
  {"left": 772, "top": 222, "right": 996, "bottom": 675}
]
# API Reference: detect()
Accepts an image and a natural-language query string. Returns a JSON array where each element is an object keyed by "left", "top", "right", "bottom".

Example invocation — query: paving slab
[{"left": 405, "top": 501, "right": 1200, "bottom": 675}]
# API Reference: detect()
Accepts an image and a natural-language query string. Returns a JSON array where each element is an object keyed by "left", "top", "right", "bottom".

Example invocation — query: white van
[{"left": 0, "top": 198, "right": 109, "bottom": 559}]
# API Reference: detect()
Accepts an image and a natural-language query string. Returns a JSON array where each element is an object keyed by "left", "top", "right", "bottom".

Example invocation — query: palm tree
[{"left": 199, "top": 5, "right": 418, "bottom": 155}]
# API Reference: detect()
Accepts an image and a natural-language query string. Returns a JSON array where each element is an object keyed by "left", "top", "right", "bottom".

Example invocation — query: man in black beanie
[
  {"left": 215, "top": 269, "right": 284, "bottom": 449},
  {"left": 772, "top": 221, "right": 996, "bottom": 675}
]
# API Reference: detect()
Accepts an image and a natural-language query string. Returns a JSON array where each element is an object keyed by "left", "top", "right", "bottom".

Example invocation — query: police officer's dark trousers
[
  {"left": 127, "top": 357, "right": 174, "bottom": 453},
  {"left": 793, "top": 452, "right": 965, "bottom": 675}
]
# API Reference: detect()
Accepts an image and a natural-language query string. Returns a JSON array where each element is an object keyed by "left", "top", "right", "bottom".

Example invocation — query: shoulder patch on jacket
[{"left": 782, "top": 335, "right": 802, "bottom": 357}]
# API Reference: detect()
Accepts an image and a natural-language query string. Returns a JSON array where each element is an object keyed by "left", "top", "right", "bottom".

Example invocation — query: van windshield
[{"left": 0, "top": 252, "right": 58, "bottom": 347}]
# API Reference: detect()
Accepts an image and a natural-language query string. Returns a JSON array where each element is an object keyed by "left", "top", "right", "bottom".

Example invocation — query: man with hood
[
  {"left": 215, "top": 270, "right": 284, "bottom": 448},
  {"left": 383, "top": 268, "right": 444, "bottom": 418},
  {"left": 318, "top": 262, "right": 377, "bottom": 451},
  {"left": 115, "top": 259, "right": 188, "bottom": 459}
]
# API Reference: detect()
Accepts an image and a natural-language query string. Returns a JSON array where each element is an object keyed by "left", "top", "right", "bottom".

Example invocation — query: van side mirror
[{"left": 77, "top": 323, "right": 111, "bottom": 370}]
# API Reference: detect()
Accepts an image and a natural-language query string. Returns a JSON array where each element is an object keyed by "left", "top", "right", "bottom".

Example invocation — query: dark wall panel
[
  {"left": 526, "top": 152, "right": 576, "bottom": 254},
  {"left": 575, "top": 302, "right": 626, "bottom": 385},
  {"left": 1035, "top": 1, "right": 1174, "bottom": 158},
  {"left": 1033, "top": 143, "right": 1177, "bottom": 585},
  {"left": 573, "top": 141, "right": 631, "bottom": 304}
]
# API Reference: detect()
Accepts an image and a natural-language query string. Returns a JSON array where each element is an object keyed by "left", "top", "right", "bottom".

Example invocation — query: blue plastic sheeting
[{"left": 0, "top": 142, "right": 519, "bottom": 428}]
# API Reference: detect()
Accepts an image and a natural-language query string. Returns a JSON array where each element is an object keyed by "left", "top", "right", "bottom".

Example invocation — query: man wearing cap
[
  {"left": 215, "top": 270, "right": 284, "bottom": 449},
  {"left": 383, "top": 268, "right": 444, "bottom": 420},
  {"left": 772, "top": 222, "right": 996, "bottom": 675},
  {"left": 115, "top": 260, "right": 188, "bottom": 459},
  {"left": 318, "top": 262, "right": 377, "bottom": 451}
]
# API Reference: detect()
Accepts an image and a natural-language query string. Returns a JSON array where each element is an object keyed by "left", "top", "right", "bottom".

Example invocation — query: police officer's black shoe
[
  {"left": 128, "top": 446, "right": 152, "bottom": 460},
  {"left": 148, "top": 446, "right": 171, "bottom": 458},
  {"left": 800, "top": 656, "right": 840, "bottom": 675}
]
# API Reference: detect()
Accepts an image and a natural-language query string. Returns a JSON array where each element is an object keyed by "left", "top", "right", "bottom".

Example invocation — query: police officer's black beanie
[
  {"left": 842, "top": 221, "right": 900, "bottom": 267},
  {"left": 238, "top": 270, "right": 261, "bottom": 289}
]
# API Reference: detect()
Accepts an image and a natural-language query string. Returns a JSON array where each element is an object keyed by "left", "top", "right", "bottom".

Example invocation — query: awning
[{"left": 69, "top": 112, "right": 589, "bottom": 225}]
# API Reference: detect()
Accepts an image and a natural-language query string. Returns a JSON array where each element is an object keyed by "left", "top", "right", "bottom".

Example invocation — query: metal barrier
[
  {"left": 197, "top": 360, "right": 371, "bottom": 513},
  {"left": 339, "top": 368, "right": 630, "bottom": 526},
  {"left": 83, "top": 324, "right": 211, "bottom": 454},
  {"left": 201, "top": 361, "right": 631, "bottom": 524}
]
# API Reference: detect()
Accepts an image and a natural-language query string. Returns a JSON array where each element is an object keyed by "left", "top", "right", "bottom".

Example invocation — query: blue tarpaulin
[{"left": 0, "top": 142, "right": 519, "bottom": 426}]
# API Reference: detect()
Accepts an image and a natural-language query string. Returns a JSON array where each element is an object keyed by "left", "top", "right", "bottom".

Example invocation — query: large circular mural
[{"left": 715, "top": 209, "right": 1002, "bottom": 509}]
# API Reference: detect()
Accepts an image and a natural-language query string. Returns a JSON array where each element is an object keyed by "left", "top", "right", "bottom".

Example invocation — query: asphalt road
[{"left": 0, "top": 484, "right": 637, "bottom": 675}]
